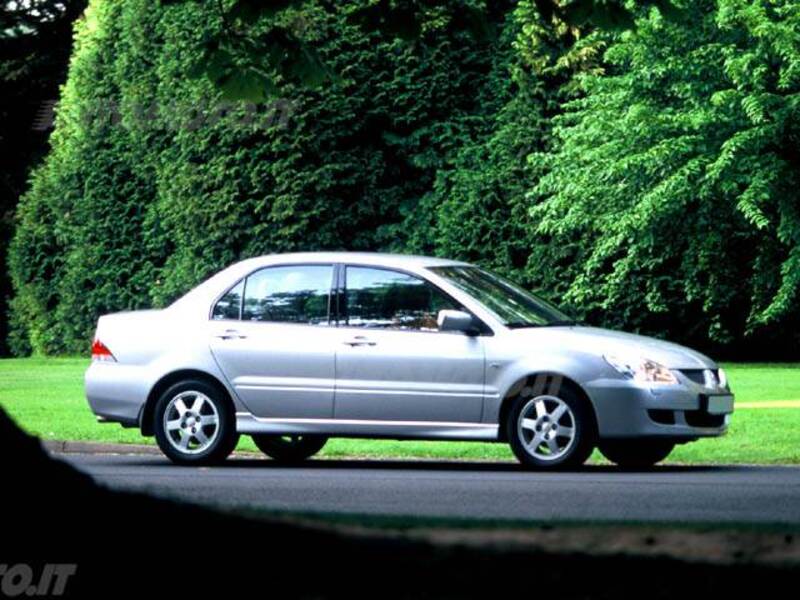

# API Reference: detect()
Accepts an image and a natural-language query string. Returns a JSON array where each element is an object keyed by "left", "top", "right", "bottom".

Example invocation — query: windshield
[{"left": 429, "top": 266, "right": 575, "bottom": 328}]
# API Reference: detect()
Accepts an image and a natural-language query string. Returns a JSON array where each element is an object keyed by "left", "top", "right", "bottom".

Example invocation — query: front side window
[
  {"left": 429, "top": 266, "right": 573, "bottom": 328},
  {"left": 344, "top": 266, "right": 460, "bottom": 331},
  {"left": 240, "top": 265, "right": 333, "bottom": 325}
]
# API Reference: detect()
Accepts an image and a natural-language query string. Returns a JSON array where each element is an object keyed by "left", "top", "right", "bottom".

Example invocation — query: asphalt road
[{"left": 62, "top": 454, "right": 800, "bottom": 524}]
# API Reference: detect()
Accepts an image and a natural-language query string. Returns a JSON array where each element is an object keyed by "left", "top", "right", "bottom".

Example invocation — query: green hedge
[
  {"left": 8, "top": 0, "right": 509, "bottom": 354},
  {"left": 8, "top": 0, "right": 800, "bottom": 358}
]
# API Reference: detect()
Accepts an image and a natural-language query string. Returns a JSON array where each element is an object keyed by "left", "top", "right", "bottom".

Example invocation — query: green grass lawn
[{"left": 1, "top": 357, "right": 799, "bottom": 464}]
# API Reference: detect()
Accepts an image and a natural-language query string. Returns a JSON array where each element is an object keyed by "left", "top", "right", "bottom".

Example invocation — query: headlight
[{"left": 604, "top": 354, "right": 678, "bottom": 384}]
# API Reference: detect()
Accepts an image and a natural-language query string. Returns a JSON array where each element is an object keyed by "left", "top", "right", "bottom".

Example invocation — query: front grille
[{"left": 680, "top": 369, "right": 718, "bottom": 386}]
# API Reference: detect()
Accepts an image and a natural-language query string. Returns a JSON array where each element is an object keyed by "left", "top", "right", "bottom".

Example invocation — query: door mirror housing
[{"left": 437, "top": 310, "right": 478, "bottom": 335}]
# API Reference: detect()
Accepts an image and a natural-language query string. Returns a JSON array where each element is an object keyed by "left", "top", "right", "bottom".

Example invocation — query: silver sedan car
[{"left": 86, "top": 252, "right": 733, "bottom": 468}]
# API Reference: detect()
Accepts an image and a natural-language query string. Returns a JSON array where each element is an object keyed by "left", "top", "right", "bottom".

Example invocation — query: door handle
[
  {"left": 343, "top": 336, "right": 376, "bottom": 347},
  {"left": 214, "top": 329, "right": 247, "bottom": 340}
]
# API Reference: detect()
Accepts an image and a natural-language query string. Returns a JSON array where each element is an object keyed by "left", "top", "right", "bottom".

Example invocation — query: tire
[
  {"left": 598, "top": 440, "right": 675, "bottom": 469},
  {"left": 506, "top": 385, "right": 596, "bottom": 470},
  {"left": 154, "top": 378, "right": 239, "bottom": 466},
  {"left": 251, "top": 434, "right": 328, "bottom": 463}
]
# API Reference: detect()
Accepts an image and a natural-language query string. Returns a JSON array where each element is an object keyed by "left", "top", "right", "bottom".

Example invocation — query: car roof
[{"left": 244, "top": 252, "right": 471, "bottom": 270}]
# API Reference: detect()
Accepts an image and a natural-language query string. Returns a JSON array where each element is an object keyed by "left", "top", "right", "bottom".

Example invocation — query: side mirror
[{"left": 437, "top": 310, "right": 478, "bottom": 335}]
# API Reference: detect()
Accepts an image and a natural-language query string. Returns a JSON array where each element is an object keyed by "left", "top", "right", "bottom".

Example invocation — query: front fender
[{"left": 483, "top": 351, "right": 608, "bottom": 424}]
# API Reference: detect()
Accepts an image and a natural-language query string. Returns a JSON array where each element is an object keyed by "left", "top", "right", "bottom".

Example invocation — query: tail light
[{"left": 91, "top": 339, "right": 116, "bottom": 362}]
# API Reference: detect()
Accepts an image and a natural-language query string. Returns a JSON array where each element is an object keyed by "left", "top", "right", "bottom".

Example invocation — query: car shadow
[
  {"left": 208, "top": 456, "right": 733, "bottom": 474},
  {"left": 75, "top": 453, "right": 750, "bottom": 474}
]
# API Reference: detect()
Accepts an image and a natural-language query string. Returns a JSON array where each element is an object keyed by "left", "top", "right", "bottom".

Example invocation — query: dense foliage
[
  {"left": 419, "top": 0, "right": 606, "bottom": 278},
  {"left": 8, "top": 0, "right": 510, "bottom": 354},
  {"left": 529, "top": 0, "right": 800, "bottom": 354},
  {"left": 158, "top": 0, "right": 669, "bottom": 102},
  {"left": 0, "top": 0, "right": 87, "bottom": 355},
  {"left": 8, "top": 0, "right": 800, "bottom": 358}
]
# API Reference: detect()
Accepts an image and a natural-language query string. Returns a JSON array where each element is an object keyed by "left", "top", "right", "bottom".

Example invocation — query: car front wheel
[
  {"left": 154, "top": 379, "right": 239, "bottom": 466},
  {"left": 251, "top": 434, "right": 328, "bottom": 463},
  {"left": 598, "top": 440, "right": 675, "bottom": 469},
  {"left": 506, "top": 387, "right": 596, "bottom": 470}
]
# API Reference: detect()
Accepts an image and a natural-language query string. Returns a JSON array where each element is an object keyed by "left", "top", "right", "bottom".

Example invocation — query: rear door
[
  {"left": 334, "top": 265, "right": 485, "bottom": 423},
  {"left": 209, "top": 263, "right": 338, "bottom": 419}
]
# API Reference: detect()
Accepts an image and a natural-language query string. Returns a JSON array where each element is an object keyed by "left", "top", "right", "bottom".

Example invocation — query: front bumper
[{"left": 587, "top": 377, "right": 733, "bottom": 440}]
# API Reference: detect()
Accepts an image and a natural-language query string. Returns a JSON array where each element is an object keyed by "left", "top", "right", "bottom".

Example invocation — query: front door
[
  {"left": 209, "top": 264, "right": 338, "bottom": 419},
  {"left": 334, "top": 265, "right": 485, "bottom": 423}
]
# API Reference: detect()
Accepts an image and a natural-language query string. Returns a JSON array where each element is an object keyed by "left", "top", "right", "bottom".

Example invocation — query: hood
[{"left": 507, "top": 326, "right": 716, "bottom": 369}]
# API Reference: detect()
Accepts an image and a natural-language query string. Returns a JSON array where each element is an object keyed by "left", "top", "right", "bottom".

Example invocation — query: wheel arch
[
  {"left": 140, "top": 369, "right": 236, "bottom": 436},
  {"left": 496, "top": 372, "right": 599, "bottom": 442}
]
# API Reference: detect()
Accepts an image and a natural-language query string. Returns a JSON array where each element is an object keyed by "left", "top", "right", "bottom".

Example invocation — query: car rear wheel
[
  {"left": 154, "top": 379, "right": 239, "bottom": 466},
  {"left": 598, "top": 440, "right": 675, "bottom": 469},
  {"left": 251, "top": 434, "right": 328, "bottom": 463},
  {"left": 506, "top": 387, "right": 596, "bottom": 470}
]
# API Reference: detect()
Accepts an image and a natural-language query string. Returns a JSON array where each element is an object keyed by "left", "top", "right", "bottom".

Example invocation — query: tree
[{"left": 529, "top": 0, "right": 800, "bottom": 354}]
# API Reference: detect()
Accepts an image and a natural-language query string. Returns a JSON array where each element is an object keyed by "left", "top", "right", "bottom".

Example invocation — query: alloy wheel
[
  {"left": 516, "top": 395, "right": 577, "bottom": 462},
  {"left": 163, "top": 391, "right": 220, "bottom": 455}
]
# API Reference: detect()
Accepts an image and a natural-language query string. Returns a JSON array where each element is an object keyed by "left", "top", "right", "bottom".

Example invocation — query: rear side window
[
  {"left": 212, "top": 280, "right": 244, "bottom": 320},
  {"left": 241, "top": 265, "right": 333, "bottom": 325},
  {"left": 344, "top": 266, "right": 460, "bottom": 331}
]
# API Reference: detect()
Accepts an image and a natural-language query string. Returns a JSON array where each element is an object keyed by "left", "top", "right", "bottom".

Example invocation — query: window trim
[
  {"left": 338, "top": 263, "right": 491, "bottom": 336},
  {"left": 208, "top": 262, "right": 336, "bottom": 327}
]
